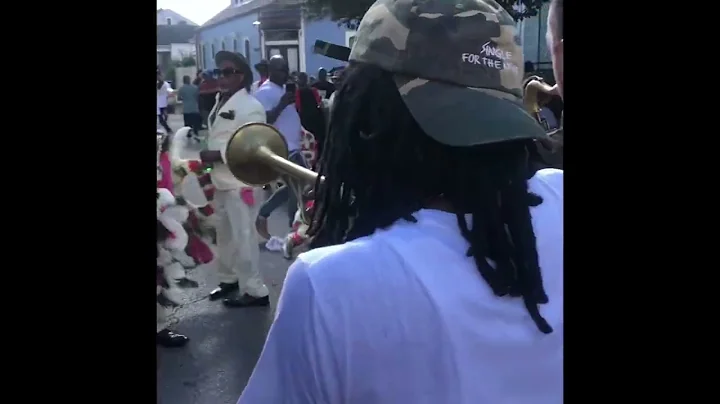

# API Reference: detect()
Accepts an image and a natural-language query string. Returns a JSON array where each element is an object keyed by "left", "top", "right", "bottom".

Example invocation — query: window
[
  {"left": 345, "top": 30, "right": 357, "bottom": 48},
  {"left": 233, "top": 39, "right": 238, "bottom": 52},
  {"left": 166, "top": 17, "right": 172, "bottom": 25},
  {"left": 211, "top": 44, "right": 216, "bottom": 59},
  {"left": 244, "top": 39, "right": 251, "bottom": 65},
  {"left": 221, "top": 41, "right": 226, "bottom": 51}
]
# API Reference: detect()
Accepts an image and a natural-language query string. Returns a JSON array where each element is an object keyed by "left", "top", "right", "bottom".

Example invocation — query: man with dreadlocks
[{"left": 238, "top": 1, "right": 563, "bottom": 403}]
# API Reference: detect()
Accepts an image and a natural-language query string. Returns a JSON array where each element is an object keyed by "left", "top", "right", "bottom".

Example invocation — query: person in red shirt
[{"left": 294, "top": 72, "right": 325, "bottom": 161}]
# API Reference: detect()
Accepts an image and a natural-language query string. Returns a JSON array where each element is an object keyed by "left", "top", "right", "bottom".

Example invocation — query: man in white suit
[{"left": 200, "top": 51, "right": 270, "bottom": 308}]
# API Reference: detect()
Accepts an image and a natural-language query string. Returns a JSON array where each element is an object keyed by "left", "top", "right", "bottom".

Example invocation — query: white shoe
[{"left": 264, "top": 236, "right": 284, "bottom": 252}]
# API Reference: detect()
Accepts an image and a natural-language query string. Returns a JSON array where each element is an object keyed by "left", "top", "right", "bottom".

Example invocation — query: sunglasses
[{"left": 213, "top": 68, "right": 243, "bottom": 77}]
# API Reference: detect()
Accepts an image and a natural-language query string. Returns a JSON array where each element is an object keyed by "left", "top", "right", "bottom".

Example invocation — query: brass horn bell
[
  {"left": 523, "top": 77, "right": 557, "bottom": 115},
  {"left": 224, "top": 122, "right": 319, "bottom": 186}
]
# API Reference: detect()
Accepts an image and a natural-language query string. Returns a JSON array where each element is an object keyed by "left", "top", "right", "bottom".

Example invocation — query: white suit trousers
[{"left": 214, "top": 189, "right": 269, "bottom": 297}]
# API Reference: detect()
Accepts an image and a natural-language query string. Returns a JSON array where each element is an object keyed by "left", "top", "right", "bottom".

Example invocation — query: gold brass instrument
[
  {"left": 523, "top": 76, "right": 563, "bottom": 169},
  {"left": 523, "top": 76, "right": 557, "bottom": 128},
  {"left": 225, "top": 122, "right": 320, "bottom": 186}
]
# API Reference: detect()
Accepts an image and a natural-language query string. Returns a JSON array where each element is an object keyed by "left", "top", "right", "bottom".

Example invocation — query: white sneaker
[{"left": 264, "top": 236, "right": 284, "bottom": 252}]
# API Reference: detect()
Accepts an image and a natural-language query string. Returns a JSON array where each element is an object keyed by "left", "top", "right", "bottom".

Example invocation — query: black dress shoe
[
  {"left": 209, "top": 282, "right": 239, "bottom": 301},
  {"left": 156, "top": 329, "right": 189, "bottom": 348},
  {"left": 223, "top": 294, "right": 270, "bottom": 308}
]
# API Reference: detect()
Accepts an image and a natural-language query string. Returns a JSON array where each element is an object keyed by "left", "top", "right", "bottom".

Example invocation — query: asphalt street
[{"left": 158, "top": 114, "right": 293, "bottom": 404}]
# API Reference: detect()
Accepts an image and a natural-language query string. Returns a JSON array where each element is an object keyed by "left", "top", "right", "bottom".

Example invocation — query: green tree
[{"left": 304, "top": 0, "right": 550, "bottom": 29}]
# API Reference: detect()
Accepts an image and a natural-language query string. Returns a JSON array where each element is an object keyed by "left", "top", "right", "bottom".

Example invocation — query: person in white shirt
[
  {"left": 199, "top": 51, "right": 270, "bottom": 308},
  {"left": 157, "top": 69, "right": 174, "bottom": 133},
  {"left": 253, "top": 55, "right": 309, "bottom": 239},
  {"left": 238, "top": 1, "right": 563, "bottom": 403}
]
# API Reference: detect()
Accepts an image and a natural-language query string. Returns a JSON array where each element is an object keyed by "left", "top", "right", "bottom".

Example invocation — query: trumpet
[
  {"left": 523, "top": 77, "right": 563, "bottom": 169},
  {"left": 225, "top": 122, "right": 320, "bottom": 186},
  {"left": 523, "top": 76, "right": 557, "bottom": 127},
  {"left": 225, "top": 122, "right": 321, "bottom": 224}
]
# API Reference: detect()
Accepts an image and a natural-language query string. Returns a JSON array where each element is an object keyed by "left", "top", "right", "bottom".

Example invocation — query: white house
[
  {"left": 157, "top": 8, "right": 197, "bottom": 26},
  {"left": 196, "top": 0, "right": 353, "bottom": 76},
  {"left": 157, "top": 10, "right": 198, "bottom": 71}
]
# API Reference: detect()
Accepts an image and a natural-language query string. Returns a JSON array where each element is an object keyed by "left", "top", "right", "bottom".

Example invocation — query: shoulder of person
[
  {"left": 230, "top": 89, "right": 255, "bottom": 104},
  {"left": 247, "top": 94, "right": 265, "bottom": 112},
  {"left": 225, "top": 91, "right": 245, "bottom": 106},
  {"left": 255, "top": 82, "right": 276, "bottom": 94},
  {"left": 243, "top": 96, "right": 267, "bottom": 123},
  {"left": 296, "top": 236, "right": 387, "bottom": 283},
  {"left": 532, "top": 168, "right": 563, "bottom": 193},
  {"left": 253, "top": 85, "right": 280, "bottom": 107},
  {"left": 228, "top": 91, "right": 264, "bottom": 117}
]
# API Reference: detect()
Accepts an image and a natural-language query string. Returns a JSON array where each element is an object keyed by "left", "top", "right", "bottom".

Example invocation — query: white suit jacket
[{"left": 207, "top": 88, "right": 266, "bottom": 190}]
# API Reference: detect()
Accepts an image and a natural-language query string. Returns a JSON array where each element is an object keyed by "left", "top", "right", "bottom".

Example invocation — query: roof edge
[{"left": 198, "top": 0, "right": 276, "bottom": 31}]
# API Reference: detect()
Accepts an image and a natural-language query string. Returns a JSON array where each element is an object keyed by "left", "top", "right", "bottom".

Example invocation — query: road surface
[{"left": 158, "top": 114, "right": 293, "bottom": 404}]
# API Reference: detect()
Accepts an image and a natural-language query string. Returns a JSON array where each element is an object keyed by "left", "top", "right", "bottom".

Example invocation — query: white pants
[{"left": 214, "top": 189, "right": 269, "bottom": 297}]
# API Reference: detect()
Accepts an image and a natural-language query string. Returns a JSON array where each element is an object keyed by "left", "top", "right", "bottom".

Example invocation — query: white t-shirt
[
  {"left": 239, "top": 168, "right": 564, "bottom": 404},
  {"left": 157, "top": 81, "right": 172, "bottom": 109},
  {"left": 254, "top": 81, "right": 302, "bottom": 152},
  {"left": 250, "top": 79, "right": 266, "bottom": 95}
]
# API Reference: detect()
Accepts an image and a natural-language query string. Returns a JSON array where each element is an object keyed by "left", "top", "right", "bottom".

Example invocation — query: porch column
[{"left": 298, "top": 10, "right": 306, "bottom": 72}]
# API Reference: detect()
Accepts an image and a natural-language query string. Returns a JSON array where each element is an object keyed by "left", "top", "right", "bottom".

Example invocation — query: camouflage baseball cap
[{"left": 349, "top": 0, "right": 545, "bottom": 146}]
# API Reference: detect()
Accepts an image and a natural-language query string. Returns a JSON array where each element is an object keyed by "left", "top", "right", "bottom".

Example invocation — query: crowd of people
[
  {"left": 158, "top": 0, "right": 563, "bottom": 401},
  {"left": 157, "top": 60, "right": 341, "bottom": 148},
  {"left": 156, "top": 52, "right": 345, "bottom": 348}
]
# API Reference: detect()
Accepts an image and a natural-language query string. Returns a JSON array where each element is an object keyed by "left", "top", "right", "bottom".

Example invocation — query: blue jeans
[{"left": 258, "top": 151, "right": 308, "bottom": 227}]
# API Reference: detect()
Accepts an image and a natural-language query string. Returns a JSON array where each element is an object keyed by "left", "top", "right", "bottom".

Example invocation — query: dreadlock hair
[{"left": 309, "top": 62, "right": 553, "bottom": 334}]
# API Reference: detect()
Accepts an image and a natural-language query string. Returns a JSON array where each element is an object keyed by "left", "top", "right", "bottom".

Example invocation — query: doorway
[{"left": 265, "top": 45, "right": 300, "bottom": 73}]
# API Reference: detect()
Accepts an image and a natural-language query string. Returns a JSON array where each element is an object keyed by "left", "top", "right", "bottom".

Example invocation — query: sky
[{"left": 157, "top": 0, "right": 230, "bottom": 25}]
